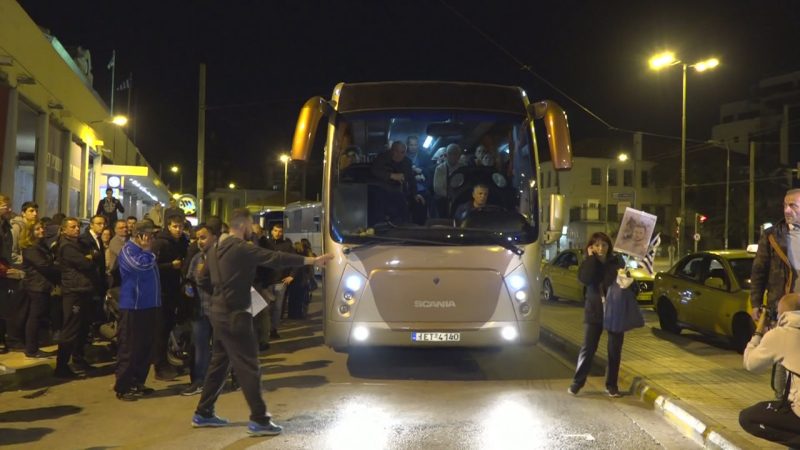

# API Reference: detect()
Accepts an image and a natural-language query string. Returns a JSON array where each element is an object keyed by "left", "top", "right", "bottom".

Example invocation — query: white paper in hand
[{"left": 249, "top": 287, "right": 268, "bottom": 316}]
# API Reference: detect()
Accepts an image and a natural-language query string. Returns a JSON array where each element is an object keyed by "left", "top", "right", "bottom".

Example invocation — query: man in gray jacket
[{"left": 191, "top": 208, "right": 332, "bottom": 436}]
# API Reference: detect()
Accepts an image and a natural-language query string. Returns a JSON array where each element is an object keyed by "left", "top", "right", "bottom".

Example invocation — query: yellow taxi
[
  {"left": 652, "top": 250, "right": 755, "bottom": 351},
  {"left": 540, "top": 248, "right": 654, "bottom": 304}
]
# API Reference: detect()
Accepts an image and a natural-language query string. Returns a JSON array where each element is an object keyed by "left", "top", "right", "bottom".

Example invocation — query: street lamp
[
  {"left": 279, "top": 153, "right": 290, "bottom": 206},
  {"left": 649, "top": 51, "right": 719, "bottom": 257},
  {"left": 228, "top": 182, "right": 236, "bottom": 190},
  {"left": 605, "top": 152, "right": 630, "bottom": 222},
  {"left": 90, "top": 114, "right": 129, "bottom": 126},
  {"left": 170, "top": 165, "right": 183, "bottom": 193}
]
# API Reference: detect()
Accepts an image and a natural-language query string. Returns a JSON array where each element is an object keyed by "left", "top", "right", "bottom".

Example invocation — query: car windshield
[
  {"left": 728, "top": 257, "right": 754, "bottom": 289},
  {"left": 330, "top": 109, "right": 537, "bottom": 246}
]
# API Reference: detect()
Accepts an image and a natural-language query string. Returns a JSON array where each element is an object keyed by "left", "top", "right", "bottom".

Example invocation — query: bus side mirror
[
  {"left": 530, "top": 100, "right": 573, "bottom": 170},
  {"left": 291, "top": 96, "right": 330, "bottom": 161}
]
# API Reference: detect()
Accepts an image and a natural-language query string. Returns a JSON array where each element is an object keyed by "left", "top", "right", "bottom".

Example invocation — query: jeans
[{"left": 191, "top": 315, "right": 212, "bottom": 384}]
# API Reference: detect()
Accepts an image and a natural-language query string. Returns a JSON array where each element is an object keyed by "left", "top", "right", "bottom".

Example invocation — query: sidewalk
[
  {"left": 540, "top": 301, "right": 778, "bottom": 449},
  {"left": 0, "top": 344, "right": 58, "bottom": 391}
]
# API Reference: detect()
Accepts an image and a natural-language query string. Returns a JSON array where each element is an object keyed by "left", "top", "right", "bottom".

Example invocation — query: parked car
[
  {"left": 540, "top": 248, "right": 654, "bottom": 304},
  {"left": 652, "top": 250, "right": 755, "bottom": 351}
]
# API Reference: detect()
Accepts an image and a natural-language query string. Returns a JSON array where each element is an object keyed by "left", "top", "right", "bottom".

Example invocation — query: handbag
[{"left": 603, "top": 274, "right": 645, "bottom": 333}]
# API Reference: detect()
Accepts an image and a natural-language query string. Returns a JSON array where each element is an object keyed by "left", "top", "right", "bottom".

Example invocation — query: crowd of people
[{"left": 0, "top": 191, "right": 323, "bottom": 434}]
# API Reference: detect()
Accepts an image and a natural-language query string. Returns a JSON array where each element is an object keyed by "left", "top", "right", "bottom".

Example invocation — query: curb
[
  {"left": 539, "top": 326, "right": 750, "bottom": 450},
  {"left": 0, "top": 361, "right": 53, "bottom": 391}
]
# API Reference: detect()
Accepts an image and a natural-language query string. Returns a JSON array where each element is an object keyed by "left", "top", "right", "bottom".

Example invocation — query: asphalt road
[{"left": 0, "top": 298, "right": 698, "bottom": 449}]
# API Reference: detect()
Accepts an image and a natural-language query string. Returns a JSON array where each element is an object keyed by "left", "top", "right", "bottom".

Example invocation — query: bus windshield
[{"left": 330, "top": 110, "right": 538, "bottom": 246}]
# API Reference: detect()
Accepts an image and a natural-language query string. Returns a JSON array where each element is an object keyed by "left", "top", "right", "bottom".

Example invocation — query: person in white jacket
[{"left": 739, "top": 293, "right": 800, "bottom": 448}]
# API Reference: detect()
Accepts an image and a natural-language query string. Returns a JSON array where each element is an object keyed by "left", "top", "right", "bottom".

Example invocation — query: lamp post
[
  {"left": 280, "top": 154, "right": 290, "bottom": 206},
  {"left": 649, "top": 52, "right": 719, "bottom": 257},
  {"left": 170, "top": 165, "right": 183, "bottom": 193},
  {"left": 605, "top": 152, "right": 630, "bottom": 223}
]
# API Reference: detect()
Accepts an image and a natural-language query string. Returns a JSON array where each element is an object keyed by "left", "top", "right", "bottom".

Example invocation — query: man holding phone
[{"left": 114, "top": 221, "right": 161, "bottom": 401}]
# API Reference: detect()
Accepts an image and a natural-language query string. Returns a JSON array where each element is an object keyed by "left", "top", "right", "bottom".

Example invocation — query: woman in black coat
[
  {"left": 568, "top": 232, "right": 625, "bottom": 397},
  {"left": 20, "top": 221, "right": 59, "bottom": 358}
]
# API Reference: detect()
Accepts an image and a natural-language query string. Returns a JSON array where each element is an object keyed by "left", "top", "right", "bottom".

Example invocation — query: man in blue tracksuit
[{"left": 114, "top": 221, "right": 161, "bottom": 401}]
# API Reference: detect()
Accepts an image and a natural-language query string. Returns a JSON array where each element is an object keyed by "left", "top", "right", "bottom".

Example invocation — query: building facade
[{"left": 0, "top": 1, "right": 170, "bottom": 220}]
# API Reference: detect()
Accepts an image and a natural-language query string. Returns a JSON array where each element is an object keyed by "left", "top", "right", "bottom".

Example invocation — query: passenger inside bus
[{"left": 331, "top": 113, "right": 533, "bottom": 235}]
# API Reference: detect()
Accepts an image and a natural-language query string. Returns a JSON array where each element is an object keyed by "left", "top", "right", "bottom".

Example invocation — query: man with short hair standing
[
  {"left": 10, "top": 201, "right": 38, "bottom": 264},
  {"left": 107, "top": 219, "right": 129, "bottom": 280},
  {"left": 191, "top": 208, "right": 332, "bottom": 435},
  {"left": 151, "top": 215, "right": 187, "bottom": 380},
  {"left": 55, "top": 217, "right": 98, "bottom": 378},
  {"left": 114, "top": 221, "right": 161, "bottom": 401},
  {"left": 96, "top": 188, "right": 125, "bottom": 228}
]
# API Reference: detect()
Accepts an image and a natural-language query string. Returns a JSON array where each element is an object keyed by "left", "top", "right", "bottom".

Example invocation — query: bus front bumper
[{"left": 324, "top": 319, "right": 540, "bottom": 349}]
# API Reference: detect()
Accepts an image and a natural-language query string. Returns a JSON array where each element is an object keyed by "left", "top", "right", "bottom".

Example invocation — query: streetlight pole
[
  {"left": 680, "top": 63, "right": 687, "bottom": 258},
  {"left": 280, "top": 154, "right": 290, "bottom": 206},
  {"left": 724, "top": 142, "right": 730, "bottom": 249},
  {"left": 648, "top": 52, "right": 718, "bottom": 257}
]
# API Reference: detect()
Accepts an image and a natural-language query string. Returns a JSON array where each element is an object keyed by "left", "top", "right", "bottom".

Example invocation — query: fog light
[
  {"left": 338, "top": 304, "right": 350, "bottom": 315},
  {"left": 519, "top": 303, "right": 531, "bottom": 315},
  {"left": 501, "top": 326, "right": 518, "bottom": 341},
  {"left": 514, "top": 290, "right": 527, "bottom": 301},
  {"left": 353, "top": 325, "right": 369, "bottom": 341}
]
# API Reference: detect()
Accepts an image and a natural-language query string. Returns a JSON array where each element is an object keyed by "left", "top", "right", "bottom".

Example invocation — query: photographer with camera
[{"left": 739, "top": 293, "right": 800, "bottom": 447}]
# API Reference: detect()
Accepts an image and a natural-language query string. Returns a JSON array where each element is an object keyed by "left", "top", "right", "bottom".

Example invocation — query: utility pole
[
  {"left": 196, "top": 64, "right": 206, "bottom": 220},
  {"left": 748, "top": 141, "right": 755, "bottom": 245}
]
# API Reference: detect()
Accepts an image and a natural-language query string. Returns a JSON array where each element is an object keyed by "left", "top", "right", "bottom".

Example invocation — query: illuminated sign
[
  {"left": 178, "top": 194, "right": 198, "bottom": 216},
  {"left": 108, "top": 176, "right": 121, "bottom": 188}
]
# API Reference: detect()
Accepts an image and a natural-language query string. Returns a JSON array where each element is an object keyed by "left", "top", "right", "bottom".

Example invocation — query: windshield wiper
[
  {"left": 456, "top": 226, "right": 525, "bottom": 256},
  {"left": 341, "top": 234, "right": 453, "bottom": 254}
]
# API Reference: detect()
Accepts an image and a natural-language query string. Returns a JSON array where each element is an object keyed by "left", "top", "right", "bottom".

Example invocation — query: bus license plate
[{"left": 412, "top": 332, "right": 461, "bottom": 342}]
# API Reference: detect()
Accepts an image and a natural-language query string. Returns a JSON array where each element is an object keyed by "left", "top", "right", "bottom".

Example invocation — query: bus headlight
[
  {"left": 505, "top": 267, "right": 529, "bottom": 304},
  {"left": 345, "top": 275, "right": 363, "bottom": 291},
  {"left": 343, "top": 290, "right": 356, "bottom": 305},
  {"left": 338, "top": 304, "right": 351, "bottom": 316},
  {"left": 519, "top": 303, "right": 531, "bottom": 315},
  {"left": 508, "top": 275, "right": 526, "bottom": 290},
  {"left": 501, "top": 326, "right": 518, "bottom": 341},
  {"left": 353, "top": 325, "right": 370, "bottom": 341}
]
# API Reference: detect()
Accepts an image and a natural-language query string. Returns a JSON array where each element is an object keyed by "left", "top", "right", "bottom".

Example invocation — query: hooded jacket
[
  {"left": 198, "top": 235, "right": 306, "bottom": 315},
  {"left": 743, "top": 310, "right": 800, "bottom": 417},
  {"left": 9, "top": 215, "right": 27, "bottom": 265},
  {"left": 751, "top": 220, "right": 795, "bottom": 310}
]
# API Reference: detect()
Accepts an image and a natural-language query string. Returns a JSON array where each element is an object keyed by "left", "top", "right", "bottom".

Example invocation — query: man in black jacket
[
  {"left": 150, "top": 214, "right": 187, "bottom": 380},
  {"left": 55, "top": 217, "right": 99, "bottom": 378},
  {"left": 263, "top": 223, "right": 295, "bottom": 339},
  {"left": 191, "top": 208, "right": 331, "bottom": 435}
]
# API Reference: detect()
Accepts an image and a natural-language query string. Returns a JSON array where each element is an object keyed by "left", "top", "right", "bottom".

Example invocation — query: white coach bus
[{"left": 290, "top": 81, "right": 572, "bottom": 351}]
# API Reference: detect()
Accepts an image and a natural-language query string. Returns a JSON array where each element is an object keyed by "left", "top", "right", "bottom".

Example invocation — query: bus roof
[{"left": 335, "top": 81, "right": 528, "bottom": 115}]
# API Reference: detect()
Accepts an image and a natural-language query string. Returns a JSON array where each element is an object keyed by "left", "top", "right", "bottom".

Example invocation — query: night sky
[{"left": 17, "top": 0, "right": 800, "bottom": 192}]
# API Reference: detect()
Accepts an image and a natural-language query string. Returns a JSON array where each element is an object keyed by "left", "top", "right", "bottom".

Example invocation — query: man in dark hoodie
[
  {"left": 191, "top": 208, "right": 332, "bottom": 436},
  {"left": 150, "top": 214, "right": 187, "bottom": 380}
]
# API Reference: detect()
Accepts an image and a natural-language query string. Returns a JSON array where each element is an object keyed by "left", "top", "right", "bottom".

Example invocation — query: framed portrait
[{"left": 614, "top": 207, "right": 658, "bottom": 259}]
